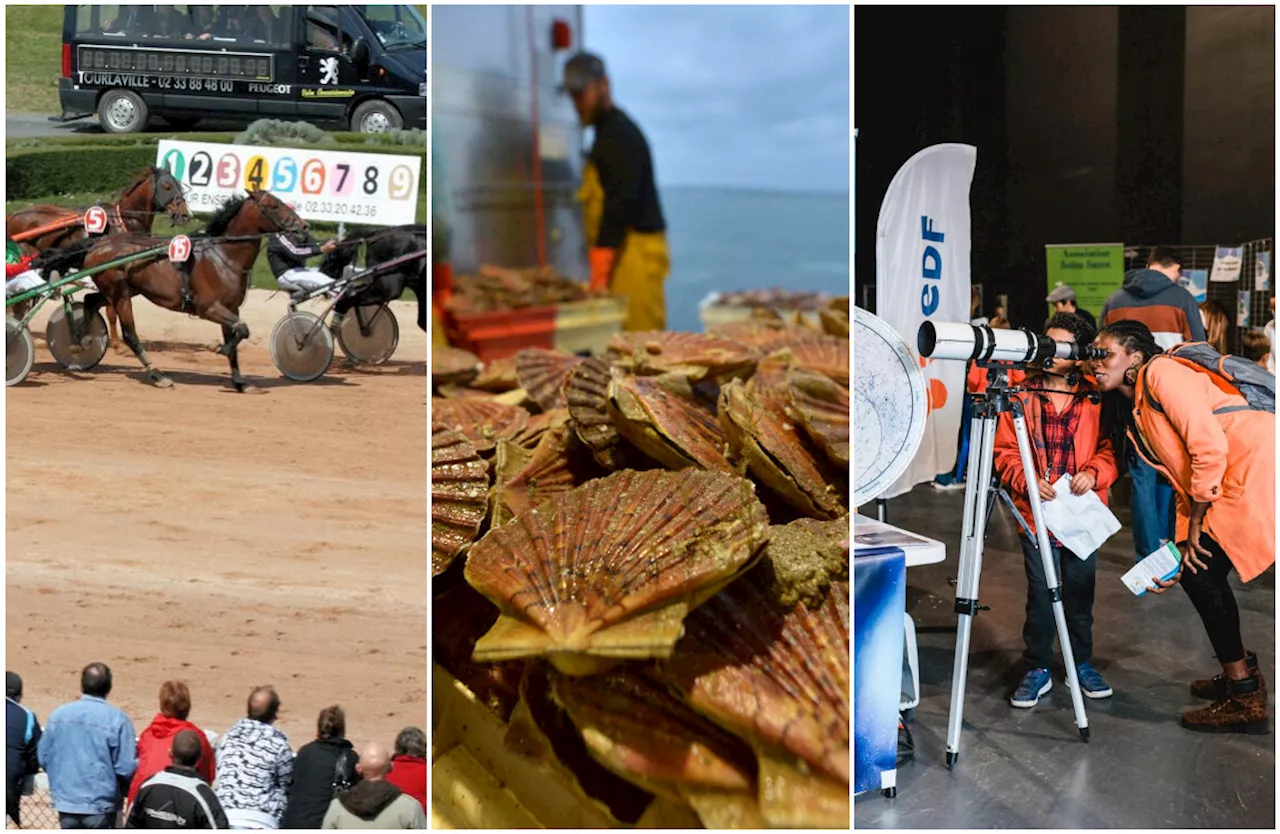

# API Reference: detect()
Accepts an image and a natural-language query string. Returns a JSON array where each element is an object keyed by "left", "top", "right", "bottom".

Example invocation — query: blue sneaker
[
  {"left": 1073, "top": 662, "right": 1114, "bottom": 699},
  {"left": 1010, "top": 667, "right": 1053, "bottom": 708}
]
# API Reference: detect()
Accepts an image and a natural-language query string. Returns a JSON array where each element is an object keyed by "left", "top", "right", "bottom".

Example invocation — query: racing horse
[
  {"left": 7, "top": 165, "right": 192, "bottom": 345},
  {"left": 319, "top": 223, "right": 428, "bottom": 331},
  {"left": 68, "top": 191, "right": 304, "bottom": 392}
]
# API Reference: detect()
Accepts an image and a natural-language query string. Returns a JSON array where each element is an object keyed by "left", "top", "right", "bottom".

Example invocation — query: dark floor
[{"left": 855, "top": 485, "right": 1276, "bottom": 829}]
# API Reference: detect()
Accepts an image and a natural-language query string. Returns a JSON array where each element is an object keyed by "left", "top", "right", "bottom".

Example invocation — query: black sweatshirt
[
  {"left": 589, "top": 107, "right": 666, "bottom": 249},
  {"left": 126, "top": 766, "right": 228, "bottom": 829},
  {"left": 267, "top": 231, "right": 325, "bottom": 277}
]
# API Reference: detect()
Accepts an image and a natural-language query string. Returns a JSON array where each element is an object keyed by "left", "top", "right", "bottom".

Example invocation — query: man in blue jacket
[
  {"left": 6, "top": 672, "right": 42, "bottom": 828},
  {"left": 38, "top": 663, "right": 137, "bottom": 829}
]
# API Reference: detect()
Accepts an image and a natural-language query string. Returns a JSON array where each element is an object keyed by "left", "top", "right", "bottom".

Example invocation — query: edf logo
[{"left": 920, "top": 216, "right": 945, "bottom": 316}]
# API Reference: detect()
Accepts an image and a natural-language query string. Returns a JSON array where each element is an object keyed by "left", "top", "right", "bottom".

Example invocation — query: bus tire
[
  {"left": 351, "top": 100, "right": 402, "bottom": 134},
  {"left": 98, "top": 90, "right": 149, "bottom": 134}
]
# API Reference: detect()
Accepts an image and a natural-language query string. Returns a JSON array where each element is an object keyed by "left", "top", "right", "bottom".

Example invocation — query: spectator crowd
[{"left": 6, "top": 665, "right": 426, "bottom": 830}]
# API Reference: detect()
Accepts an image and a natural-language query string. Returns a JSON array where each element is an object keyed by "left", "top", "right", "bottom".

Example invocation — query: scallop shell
[
  {"left": 708, "top": 320, "right": 813, "bottom": 349},
  {"left": 491, "top": 422, "right": 589, "bottom": 527},
  {"left": 759, "top": 517, "right": 849, "bottom": 610},
  {"left": 550, "top": 667, "right": 763, "bottom": 827},
  {"left": 819, "top": 297, "right": 850, "bottom": 338},
  {"left": 435, "top": 383, "right": 493, "bottom": 400},
  {"left": 761, "top": 334, "right": 849, "bottom": 387},
  {"left": 516, "top": 348, "right": 585, "bottom": 411},
  {"left": 786, "top": 368, "right": 850, "bottom": 468},
  {"left": 510, "top": 408, "right": 569, "bottom": 450},
  {"left": 746, "top": 356, "right": 794, "bottom": 415},
  {"left": 504, "top": 662, "right": 654, "bottom": 825},
  {"left": 464, "top": 468, "right": 769, "bottom": 675},
  {"left": 432, "top": 426, "right": 490, "bottom": 576},
  {"left": 432, "top": 397, "right": 530, "bottom": 454},
  {"left": 607, "top": 376, "right": 732, "bottom": 472},
  {"left": 660, "top": 575, "right": 850, "bottom": 828},
  {"left": 607, "top": 331, "right": 761, "bottom": 383},
  {"left": 565, "top": 356, "right": 631, "bottom": 471},
  {"left": 433, "top": 346, "right": 482, "bottom": 386},
  {"left": 719, "top": 380, "right": 846, "bottom": 520},
  {"left": 472, "top": 354, "right": 520, "bottom": 392}
]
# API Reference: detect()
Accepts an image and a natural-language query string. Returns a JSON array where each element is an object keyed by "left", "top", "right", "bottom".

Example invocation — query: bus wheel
[
  {"left": 98, "top": 90, "right": 149, "bottom": 134},
  {"left": 351, "top": 100, "right": 402, "bottom": 134}
]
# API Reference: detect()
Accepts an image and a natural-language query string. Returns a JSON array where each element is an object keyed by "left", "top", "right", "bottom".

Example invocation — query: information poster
[
  {"left": 1180, "top": 269, "right": 1208, "bottom": 303},
  {"left": 156, "top": 140, "right": 421, "bottom": 226},
  {"left": 1210, "top": 245, "right": 1244, "bottom": 283},
  {"left": 1045, "top": 243, "right": 1125, "bottom": 320},
  {"left": 1238, "top": 291, "right": 1252, "bottom": 327},
  {"left": 1256, "top": 251, "right": 1271, "bottom": 291}
]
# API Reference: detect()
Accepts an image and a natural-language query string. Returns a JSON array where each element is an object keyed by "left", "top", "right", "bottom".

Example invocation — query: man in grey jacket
[
  {"left": 1099, "top": 245, "right": 1208, "bottom": 565},
  {"left": 321, "top": 742, "right": 423, "bottom": 829}
]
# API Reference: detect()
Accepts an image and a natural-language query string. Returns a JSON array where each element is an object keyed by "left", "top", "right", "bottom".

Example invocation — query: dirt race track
[{"left": 6, "top": 289, "right": 427, "bottom": 748}]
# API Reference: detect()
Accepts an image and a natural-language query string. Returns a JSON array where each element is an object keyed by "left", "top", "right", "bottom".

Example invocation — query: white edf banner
[
  {"left": 875, "top": 144, "right": 976, "bottom": 499},
  {"left": 156, "top": 140, "right": 420, "bottom": 226}
]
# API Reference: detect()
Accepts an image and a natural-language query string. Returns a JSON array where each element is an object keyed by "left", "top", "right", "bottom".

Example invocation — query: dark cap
[
  {"left": 561, "top": 52, "right": 606, "bottom": 93},
  {"left": 6, "top": 672, "right": 22, "bottom": 699}
]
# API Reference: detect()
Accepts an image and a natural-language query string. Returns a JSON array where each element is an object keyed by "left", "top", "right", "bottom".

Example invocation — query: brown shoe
[
  {"left": 1190, "top": 651, "right": 1265, "bottom": 700},
  {"left": 1181, "top": 673, "right": 1269, "bottom": 734}
]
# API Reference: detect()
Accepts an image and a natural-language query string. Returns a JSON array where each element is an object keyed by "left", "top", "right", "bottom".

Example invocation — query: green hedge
[{"left": 6, "top": 131, "right": 425, "bottom": 200}]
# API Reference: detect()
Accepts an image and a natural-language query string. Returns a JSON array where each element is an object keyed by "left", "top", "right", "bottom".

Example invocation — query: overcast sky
[{"left": 581, "top": 5, "right": 849, "bottom": 194}]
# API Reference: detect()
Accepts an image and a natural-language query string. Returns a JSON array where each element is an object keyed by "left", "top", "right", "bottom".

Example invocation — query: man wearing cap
[
  {"left": 6, "top": 672, "right": 42, "bottom": 828},
  {"left": 562, "top": 51, "right": 670, "bottom": 331},
  {"left": 1046, "top": 283, "right": 1096, "bottom": 333}
]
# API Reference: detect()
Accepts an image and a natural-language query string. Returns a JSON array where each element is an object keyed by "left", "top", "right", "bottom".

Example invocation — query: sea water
[{"left": 660, "top": 186, "right": 850, "bottom": 333}]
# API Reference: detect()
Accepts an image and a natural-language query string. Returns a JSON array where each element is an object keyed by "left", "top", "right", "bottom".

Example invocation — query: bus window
[
  {"left": 357, "top": 5, "right": 426, "bottom": 50},
  {"left": 305, "top": 6, "right": 342, "bottom": 52}
]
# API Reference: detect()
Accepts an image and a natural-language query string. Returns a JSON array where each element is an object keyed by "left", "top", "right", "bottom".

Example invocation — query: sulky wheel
[
  {"left": 270, "top": 310, "right": 334, "bottom": 382},
  {"left": 337, "top": 304, "right": 399, "bottom": 365},
  {"left": 6, "top": 317, "right": 35, "bottom": 387},
  {"left": 46, "top": 303, "right": 109, "bottom": 371}
]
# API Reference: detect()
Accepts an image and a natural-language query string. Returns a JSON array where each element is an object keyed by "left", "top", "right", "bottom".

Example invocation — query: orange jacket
[
  {"left": 1132, "top": 357, "right": 1276, "bottom": 582},
  {"left": 992, "top": 379, "right": 1119, "bottom": 539}
]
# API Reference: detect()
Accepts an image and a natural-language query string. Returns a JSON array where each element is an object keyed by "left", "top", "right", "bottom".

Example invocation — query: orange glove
[{"left": 588, "top": 247, "right": 617, "bottom": 292}]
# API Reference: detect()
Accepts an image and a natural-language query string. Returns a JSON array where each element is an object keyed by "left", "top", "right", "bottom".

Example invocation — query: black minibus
[{"left": 58, "top": 4, "right": 426, "bottom": 133}]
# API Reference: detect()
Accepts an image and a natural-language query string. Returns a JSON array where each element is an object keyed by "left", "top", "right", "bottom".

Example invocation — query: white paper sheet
[
  {"left": 1039, "top": 474, "right": 1121, "bottom": 559},
  {"left": 1120, "top": 543, "right": 1184, "bottom": 596}
]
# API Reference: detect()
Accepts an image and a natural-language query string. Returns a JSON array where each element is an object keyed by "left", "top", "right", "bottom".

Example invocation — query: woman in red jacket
[
  {"left": 993, "top": 313, "right": 1120, "bottom": 710},
  {"left": 385, "top": 726, "right": 426, "bottom": 811},
  {"left": 126, "top": 681, "right": 215, "bottom": 808}
]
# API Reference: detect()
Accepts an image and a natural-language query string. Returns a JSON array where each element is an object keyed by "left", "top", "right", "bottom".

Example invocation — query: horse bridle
[{"left": 250, "top": 192, "right": 306, "bottom": 235}]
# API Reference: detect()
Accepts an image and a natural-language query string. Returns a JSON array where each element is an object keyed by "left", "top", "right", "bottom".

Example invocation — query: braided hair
[{"left": 1098, "top": 320, "right": 1164, "bottom": 463}]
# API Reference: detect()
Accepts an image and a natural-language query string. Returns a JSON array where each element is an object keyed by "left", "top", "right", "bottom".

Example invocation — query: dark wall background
[{"left": 855, "top": 5, "right": 1275, "bottom": 329}]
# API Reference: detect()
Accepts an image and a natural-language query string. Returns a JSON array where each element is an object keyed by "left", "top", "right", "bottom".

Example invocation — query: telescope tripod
[{"left": 945, "top": 367, "right": 1090, "bottom": 770}]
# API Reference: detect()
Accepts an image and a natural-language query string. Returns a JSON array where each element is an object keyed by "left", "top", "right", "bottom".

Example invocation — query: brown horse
[
  {"left": 7, "top": 166, "right": 191, "bottom": 344},
  {"left": 75, "top": 191, "right": 305, "bottom": 392}
]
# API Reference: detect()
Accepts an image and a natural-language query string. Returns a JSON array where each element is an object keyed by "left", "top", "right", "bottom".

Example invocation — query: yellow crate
[
  {"left": 431, "top": 665, "right": 703, "bottom": 830},
  {"left": 552, "top": 296, "right": 629, "bottom": 355}
]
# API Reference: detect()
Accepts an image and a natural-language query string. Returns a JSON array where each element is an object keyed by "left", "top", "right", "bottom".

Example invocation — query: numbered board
[{"left": 156, "top": 140, "right": 421, "bottom": 227}]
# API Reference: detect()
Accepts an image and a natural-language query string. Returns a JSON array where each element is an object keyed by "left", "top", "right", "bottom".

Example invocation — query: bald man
[
  {"left": 213, "top": 686, "right": 294, "bottom": 829},
  {"left": 321, "top": 741, "right": 424, "bottom": 829}
]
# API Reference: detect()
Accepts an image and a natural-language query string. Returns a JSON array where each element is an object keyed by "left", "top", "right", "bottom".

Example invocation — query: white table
[{"left": 854, "top": 514, "right": 946, "bottom": 712}]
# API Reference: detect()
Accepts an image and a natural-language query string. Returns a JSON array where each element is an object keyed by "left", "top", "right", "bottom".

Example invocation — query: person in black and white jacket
[
  {"left": 126, "top": 730, "right": 228, "bottom": 829},
  {"left": 213, "top": 687, "right": 293, "bottom": 830},
  {"left": 268, "top": 230, "right": 338, "bottom": 301}
]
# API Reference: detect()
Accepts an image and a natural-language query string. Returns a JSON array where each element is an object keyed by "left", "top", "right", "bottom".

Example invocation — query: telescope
[{"left": 918, "top": 321, "right": 1107, "bottom": 365}]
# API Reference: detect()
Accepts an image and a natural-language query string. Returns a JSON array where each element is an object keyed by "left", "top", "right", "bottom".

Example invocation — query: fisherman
[
  {"left": 268, "top": 229, "right": 339, "bottom": 302},
  {"left": 561, "top": 52, "right": 670, "bottom": 331}
]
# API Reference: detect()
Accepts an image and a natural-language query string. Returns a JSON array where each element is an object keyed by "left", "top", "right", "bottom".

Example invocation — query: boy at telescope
[{"left": 993, "top": 312, "right": 1120, "bottom": 708}]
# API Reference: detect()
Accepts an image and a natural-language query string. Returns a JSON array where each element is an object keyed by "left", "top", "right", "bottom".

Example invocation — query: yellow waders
[{"left": 578, "top": 163, "right": 671, "bottom": 332}]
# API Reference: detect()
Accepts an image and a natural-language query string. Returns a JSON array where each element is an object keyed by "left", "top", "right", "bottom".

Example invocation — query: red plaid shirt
[{"left": 1032, "top": 383, "right": 1083, "bottom": 546}]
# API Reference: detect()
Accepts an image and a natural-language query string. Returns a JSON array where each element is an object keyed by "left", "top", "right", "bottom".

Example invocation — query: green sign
[{"left": 1045, "top": 243, "right": 1125, "bottom": 323}]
